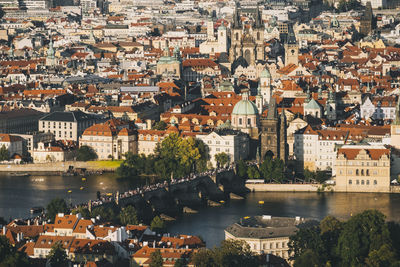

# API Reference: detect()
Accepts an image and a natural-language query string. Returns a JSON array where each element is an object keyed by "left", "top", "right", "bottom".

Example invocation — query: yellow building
[{"left": 334, "top": 145, "right": 390, "bottom": 192}]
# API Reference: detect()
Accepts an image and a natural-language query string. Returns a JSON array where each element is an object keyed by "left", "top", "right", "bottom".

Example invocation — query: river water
[{"left": 1, "top": 174, "right": 400, "bottom": 247}]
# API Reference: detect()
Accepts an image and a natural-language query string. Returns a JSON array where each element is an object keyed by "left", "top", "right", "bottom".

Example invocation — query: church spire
[{"left": 233, "top": 8, "right": 241, "bottom": 29}]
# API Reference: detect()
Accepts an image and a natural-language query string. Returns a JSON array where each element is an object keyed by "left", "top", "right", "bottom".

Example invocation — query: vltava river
[{"left": 1, "top": 174, "right": 400, "bottom": 247}]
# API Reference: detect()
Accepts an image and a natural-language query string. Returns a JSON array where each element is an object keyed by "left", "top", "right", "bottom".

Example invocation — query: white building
[
  {"left": 39, "top": 111, "right": 99, "bottom": 142},
  {"left": 360, "top": 96, "right": 396, "bottom": 120},
  {"left": 199, "top": 20, "right": 227, "bottom": 54},
  {"left": 196, "top": 130, "right": 249, "bottom": 167},
  {"left": 294, "top": 126, "right": 348, "bottom": 172}
]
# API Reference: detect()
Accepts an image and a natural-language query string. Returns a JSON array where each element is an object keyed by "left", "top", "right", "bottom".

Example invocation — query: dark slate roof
[
  {"left": 0, "top": 109, "right": 44, "bottom": 120},
  {"left": 225, "top": 216, "right": 318, "bottom": 239},
  {"left": 39, "top": 110, "right": 94, "bottom": 122}
]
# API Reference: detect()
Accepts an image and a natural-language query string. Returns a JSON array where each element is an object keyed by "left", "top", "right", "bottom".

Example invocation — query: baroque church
[{"left": 229, "top": 7, "right": 265, "bottom": 65}]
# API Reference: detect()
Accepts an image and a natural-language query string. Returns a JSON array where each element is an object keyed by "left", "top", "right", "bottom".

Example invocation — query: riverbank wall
[
  {"left": 246, "top": 183, "right": 400, "bottom": 193},
  {"left": 0, "top": 161, "right": 119, "bottom": 173},
  {"left": 246, "top": 183, "right": 321, "bottom": 192}
]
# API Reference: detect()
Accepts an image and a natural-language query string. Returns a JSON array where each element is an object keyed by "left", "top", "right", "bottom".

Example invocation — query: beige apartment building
[
  {"left": 79, "top": 122, "right": 137, "bottom": 160},
  {"left": 334, "top": 145, "right": 390, "bottom": 192}
]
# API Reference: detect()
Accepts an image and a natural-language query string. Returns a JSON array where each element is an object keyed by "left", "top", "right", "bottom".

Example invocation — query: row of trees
[
  {"left": 289, "top": 210, "right": 400, "bottom": 267},
  {"left": 236, "top": 157, "right": 285, "bottom": 182},
  {"left": 117, "top": 133, "right": 208, "bottom": 181}
]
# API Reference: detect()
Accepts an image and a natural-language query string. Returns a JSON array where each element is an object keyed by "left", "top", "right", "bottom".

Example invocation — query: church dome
[
  {"left": 232, "top": 99, "right": 259, "bottom": 116},
  {"left": 260, "top": 68, "right": 271, "bottom": 79}
]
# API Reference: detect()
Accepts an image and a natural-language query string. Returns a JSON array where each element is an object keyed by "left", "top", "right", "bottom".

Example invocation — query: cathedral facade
[{"left": 229, "top": 7, "right": 265, "bottom": 65}]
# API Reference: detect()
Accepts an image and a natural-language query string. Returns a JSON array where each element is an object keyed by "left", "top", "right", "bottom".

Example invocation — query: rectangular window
[
  {"left": 356, "top": 180, "right": 360, "bottom": 185},
  {"left": 349, "top": 179, "right": 352, "bottom": 185},
  {"left": 248, "top": 118, "right": 251, "bottom": 125},
  {"left": 239, "top": 118, "right": 242, "bottom": 125},
  {"left": 374, "top": 180, "right": 377, "bottom": 185}
]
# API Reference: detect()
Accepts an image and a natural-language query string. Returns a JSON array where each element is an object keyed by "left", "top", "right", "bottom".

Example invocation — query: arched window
[
  {"left": 356, "top": 169, "right": 359, "bottom": 176},
  {"left": 366, "top": 169, "right": 370, "bottom": 176},
  {"left": 361, "top": 169, "right": 364, "bottom": 176},
  {"left": 235, "top": 32, "right": 239, "bottom": 41},
  {"left": 257, "top": 31, "right": 260, "bottom": 40}
]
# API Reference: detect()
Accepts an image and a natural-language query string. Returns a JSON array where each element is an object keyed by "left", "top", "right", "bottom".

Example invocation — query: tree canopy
[
  {"left": 215, "top": 152, "right": 229, "bottom": 168},
  {"left": 0, "top": 145, "right": 9, "bottom": 161},
  {"left": 46, "top": 198, "right": 69, "bottom": 222},
  {"left": 149, "top": 250, "right": 163, "bottom": 267},
  {"left": 289, "top": 210, "right": 400, "bottom": 267},
  {"left": 150, "top": 216, "right": 166, "bottom": 233},
  {"left": 117, "top": 133, "right": 207, "bottom": 181},
  {"left": 119, "top": 205, "right": 139, "bottom": 225},
  {"left": 0, "top": 236, "right": 30, "bottom": 267},
  {"left": 47, "top": 242, "right": 68, "bottom": 267},
  {"left": 76, "top": 145, "right": 97, "bottom": 161},
  {"left": 191, "top": 239, "right": 258, "bottom": 267}
]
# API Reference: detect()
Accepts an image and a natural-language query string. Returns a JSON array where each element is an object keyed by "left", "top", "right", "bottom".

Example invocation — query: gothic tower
[
  {"left": 284, "top": 26, "right": 298, "bottom": 66},
  {"left": 261, "top": 98, "right": 278, "bottom": 159},
  {"left": 325, "top": 90, "right": 336, "bottom": 121}
]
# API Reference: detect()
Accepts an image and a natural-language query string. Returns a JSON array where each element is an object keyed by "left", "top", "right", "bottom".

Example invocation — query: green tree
[
  {"left": 149, "top": 250, "right": 163, "bottom": 267},
  {"left": 304, "top": 168, "right": 315, "bottom": 182},
  {"left": 191, "top": 248, "right": 216, "bottom": 267},
  {"left": 71, "top": 206, "right": 90, "bottom": 218},
  {"left": 153, "top": 121, "right": 167, "bottom": 130},
  {"left": 365, "top": 244, "right": 399, "bottom": 267},
  {"left": 337, "top": 210, "right": 392, "bottom": 266},
  {"left": 0, "top": 145, "right": 9, "bottom": 161},
  {"left": 46, "top": 198, "right": 69, "bottom": 222},
  {"left": 215, "top": 152, "right": 229, "bottom": 168},
  {"left": 0, "top": 236, "right": 30, "bottom": 267},
  {"left": 293, "top": 249, "right": 320, "bottom": 267},
  {"left": 47, "top": 242, "right": 68, "bottom": 267},
  {"left": 260, "top": 157, "right": 274, "bottom": 181},
  {"left": 150, "top": 216, "right": 166, "bottom": 233},
  {"left": 271, "top": 158, "right": 285, "bottom": 182},
  {"left": 213, "top": 239, "right": 257, "bottom": 267},
  {"left": 174, "top": 258, "right": 186, "bottom": 267},
  {"left": 91, "top": 206, "right": 116, "bottom": 222},
  {"left": 76, "top": 145, "right": 97, "bottom": 161},
  {"left": 117, "top": 153, "right": 145, "bottom": 179},
  {"left": 119, "top": 205, "right": 139, "bottom": 225},
  {"left": 236, "top": 159, "right": 248, "bottom": 179},
  {"left": 289, "top": 225, "right": 327, "bottom": 264},
  {"left": 247, "top": 165, "right": 260, "bottom": 179},
  {"left": 320, "top": 216, "right": 342, "bottom": 265}
]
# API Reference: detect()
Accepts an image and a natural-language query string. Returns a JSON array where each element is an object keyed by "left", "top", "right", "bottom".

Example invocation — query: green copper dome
[
  {"left": 232, "top": 99, "right": 259, "bottom": 115},
  {"left": 260, "top": 68, "right": 271, "bottom": 79}
]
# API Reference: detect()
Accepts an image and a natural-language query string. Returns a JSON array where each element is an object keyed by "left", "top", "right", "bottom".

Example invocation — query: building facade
[
  {"left": 334, "top": 145, "right": 390, "bottom": 192},
  {"left": 229, "top": 7, "right": 265, "bottom": 65},
  {"left": 39, "top": 111, "right": 99, "bottom": 142},
  {"left": 196, "top": 130, "right": 249, "bottom": 167},
  {"left": 80, "top": 122, "right": 137, "bottom": 160}
]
